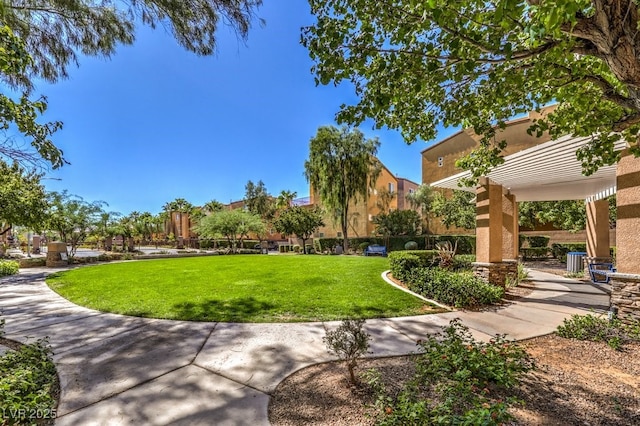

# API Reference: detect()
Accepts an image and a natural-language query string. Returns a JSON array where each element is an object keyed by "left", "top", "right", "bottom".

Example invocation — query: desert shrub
[
  {"left": 324, "top": 319, "right": 370, "bottom": 384},
  {"left": 404, "top": 241, "right": 418, "bottom": 250},
  {"left": 358, "top": 242, "right": 371, "bottom": 252},
  {"left": 557, "top": 313, "right": 640, "bottom": 350},
  {"left": 407, "top": 268, "right": 504, "bottom": 308},
  {"left": 367, "top": 319, "right": 533, "bottom": 425},
  {"left": 0, "top": 260, "right": 19, "bottom": 277}
]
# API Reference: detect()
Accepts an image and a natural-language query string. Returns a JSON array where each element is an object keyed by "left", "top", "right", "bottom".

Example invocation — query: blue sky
[{"left": 37, "top": 1, "right": 457, "bottom": 216}]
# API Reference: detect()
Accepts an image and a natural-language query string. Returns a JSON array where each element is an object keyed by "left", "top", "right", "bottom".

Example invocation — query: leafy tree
[
  {"left": 273, "top": 206, "right": 324, "bottom": 254},
  {"left": 373, "top": 209, "right": 421, "bottom": 247},
  {"left": 304, "top": 125, "right": 381, "bottom": 252},
  {"left": 375, "top": 186, "right": 395, "bottom": 213},
  {"left": 1, "top": 0, "right": 262, "bottom": 168},
  {"left": 195, "top": 209, "right": 264, "bottom": 252},
  {"left": 91, "top": 210, "right": 122, "bottom": 250},
  {"left": 0, "top": 25, "right": 62, "bottom": 168},
  {"left": 303, "top": 0, "right": 640, "bottom": 180},
  {"left": 3, "top": 0, "right": 263, "bottom": 85},
  {"left": 0, "top": 161, "right": 49, "bottom": 239},
  {"left": 406, "top": 184, "right": 436, "bottom": 234},
  {"left": 46, "top": 191, "right": 105, "bottom": 256},
  {"left": 244, "top": 180, "right": 275, "bottom": 220},
  {"left": 519, "top": 196, "right": 616, "bottom": 232},
  {"left": 432, "top": 190, "right": 476, "bottom": 231}
]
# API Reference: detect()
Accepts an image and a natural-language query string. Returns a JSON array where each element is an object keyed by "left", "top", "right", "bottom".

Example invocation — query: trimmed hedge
[
  {"left": 0, "top": 260, "right": 19, "bottom": 277},
  {"left": 389, "top": 251, "right": 477, "bottom": 282},
  {"left": 525, "top": 235, "right": 550, "bottom": 248},
  {"left": 407, "top": 267, "right": 504, "bottom": 308},
  {"left": 551, "top": 243, "right": 587, "bottom": 262},
  {"left": 315, "top": 234, "right": 476, "bottom": 254}
]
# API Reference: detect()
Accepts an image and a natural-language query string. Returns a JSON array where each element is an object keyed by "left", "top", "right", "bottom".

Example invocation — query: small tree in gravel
[{"left": 323, "top": 319, "right": 371, "bottom": 384}]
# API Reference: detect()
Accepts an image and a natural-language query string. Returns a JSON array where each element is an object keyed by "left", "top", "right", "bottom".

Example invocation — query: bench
[
  {"left": 588, "top": 262, "right": 616, "bottom": 284},
  {"left": 364, "top": 245, "right": 387, "bottom": 257}
]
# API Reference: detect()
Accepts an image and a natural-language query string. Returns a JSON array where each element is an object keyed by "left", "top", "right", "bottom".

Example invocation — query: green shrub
[
  {"left": 407, "top": 268, "right": 504, "bottom": 308},
  {"left": 388, "top": 251, "right": 437, "bottom": 282},
  {"left": 453, "top": 254, "right": 476, "bottom": 271},
  {"left": 557, "top": 313, "right": 640, "bottom": 350},
  {"left": 404, "top": 241, "right": 418, "bottom": 250},
  {"left": 0, "top": 260, "right": 19, "bottom": 277},
  {"left": 0, "top": 330, "right": 58, "bottom": 423},
  {"left": 520, "top": 247, "right": 550, "bottom": 260},
  {"left": 366, "top": 319, "right": 533, "bottom": 425},
  {"left": 551, "top": 243, "right": 587, "bottom": 261},
  {"left": 526, "top": 235, "right": 550, "bottom": 248},
  {"left": 358, "top": 241, "right": 371, "bottom": 252},
  {"left": 293, "top": 244, "right": 301, "bottom": 253}
]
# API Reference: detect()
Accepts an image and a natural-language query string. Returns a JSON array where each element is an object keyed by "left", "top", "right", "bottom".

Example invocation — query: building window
[
  {"left": 438, "top": 157, "right": 444, "bottom": 167},
  {"left": 409, "top": 188, "right": 415, "bottom": 194},
  {"left": 373, "top": 189, "right": 378, "bottom": 195},
  {"left": 337, "top": 232, "right": 342, "bottom": 238},
  {"left": 368, "top": 214, "right": 373, "bottom": 221},
  {"left": 389, "top": 182, "right": 395, "bottom": 193}
]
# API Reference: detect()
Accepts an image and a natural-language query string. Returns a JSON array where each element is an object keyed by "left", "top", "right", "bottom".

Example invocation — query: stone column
[
  {"left": 32, "top": 235, "right": 41, "bottom": 254},
  {"left": 586, "top": 199, "right": 610, "bottom": 258},
  {"left": 610, "top": 150, "right": 640, "bottom": 324},
  {"left": 105, "top": 236, "right": 113, "bottom": 251}
]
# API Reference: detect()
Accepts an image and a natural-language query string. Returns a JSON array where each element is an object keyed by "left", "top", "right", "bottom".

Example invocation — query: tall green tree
[
  {"left": 195, "top": 209, "right": 264, "bottom": 252},
  {"left": 304, "top": 125, "right": 381, "bottom": 252},
  {"left": 304, "top": 0, "right": 640, "bottom": 180},
  {"left": 273, "top": 206, "right": 324, "bottom": 254},
  {"left": 0, "top": 161, "right": 49, "bottom": 238},
  {"left": 0, "top": 25, "right": 62, "bottom": 168},
  {"left": 406, "top": 184, "right": 436, "bottom": 234},
  {"left": 1, "top": 0, "right": 262, "bottom": 168},
  {"left": 46, "top": 191, "right": 106, "bottom": 256},
  {"left": 373, "top": 209, "right": 421, "bottom": 248},
  {"left": 244, "top": 180, "right": 275, "bottom": 220},
  {"left": 202, "top": 199, "right": 224, "bottom": 214},
  {"left": 432, "top": 190, "right": 476, "bottom": 231},
  {"left": 518, "top": 196, "right": 616, "bottom": 232}
]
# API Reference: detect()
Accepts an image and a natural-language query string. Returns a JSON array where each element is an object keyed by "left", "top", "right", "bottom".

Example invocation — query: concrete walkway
[{"left": 0, "top": 268, "right": 610, "bottom": 425}]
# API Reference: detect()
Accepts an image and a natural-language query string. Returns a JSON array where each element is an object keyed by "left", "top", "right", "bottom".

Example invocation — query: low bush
[
  {"left": 324, "top": 319, "right": 371, "bottom": 384},
  {"left": 407, "top": 267, "right": 504, "bottom": 308},
  {"left": 426, "top": 235, "right": 476, "bottom": 254},
  {"left": 366, "top": 319, "right": 534, "bottom": 425},
  {"left": 18, "top": 258, "right": 47, "bottom": 268},
  {"left": 453, "top": 254, "right": 476, "bottom": 271},
  {"left": 403, "top": 241, "right": 418, "bottom": 250},
  {"left": 388, "top": 251, "right": 438, "bottom": 282},
  {"left": 0, "top": 260, "right": 19, "bottom": 277},
  {"left": 556, "top": 313, "right": 640, "bottom": 350},
  {"left": 0, "top": 320, "right": 58, "bottom": 423},
  {"left": 520, "top": 247, "right": 550, "bottom": 260}
]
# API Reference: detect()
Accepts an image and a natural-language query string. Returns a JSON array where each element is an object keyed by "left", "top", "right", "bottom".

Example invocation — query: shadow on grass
[{"left": 172, "top": 297, "right": 277, "bottom": 322}]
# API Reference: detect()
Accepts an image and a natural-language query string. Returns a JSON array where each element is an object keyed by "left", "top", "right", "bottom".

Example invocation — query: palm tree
[{"left": 276, "top": 190, "right": 297, "bottom": 210}]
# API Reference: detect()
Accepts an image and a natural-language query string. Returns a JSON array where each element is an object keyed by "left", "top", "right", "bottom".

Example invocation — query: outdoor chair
[{"left": 588, "top": 262, "right": 616, "bottom": 284}]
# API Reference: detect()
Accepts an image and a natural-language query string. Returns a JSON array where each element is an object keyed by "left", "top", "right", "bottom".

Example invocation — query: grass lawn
[{"left": 47, "top": 255, "right": 438, "bottom": 322}]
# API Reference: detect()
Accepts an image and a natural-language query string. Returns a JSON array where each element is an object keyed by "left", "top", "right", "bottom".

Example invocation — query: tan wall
[{"left": 422, "top": 108, "right": 555, "bottom": 186}]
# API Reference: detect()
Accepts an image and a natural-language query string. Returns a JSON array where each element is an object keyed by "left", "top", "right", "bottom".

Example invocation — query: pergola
[{"left": 428, "top": 134, "right": 640, "bottom": 322}]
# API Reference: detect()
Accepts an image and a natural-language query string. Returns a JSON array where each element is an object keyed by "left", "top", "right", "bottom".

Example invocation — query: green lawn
[{"left": 47, "top": 255, "right": 437, "bottom": 322}]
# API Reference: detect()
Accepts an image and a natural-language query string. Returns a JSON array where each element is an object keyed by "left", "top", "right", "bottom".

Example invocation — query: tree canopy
[
  {"left": 195, "top": 209, "right": 264, "bottom": 252},
  {"left": 303, "top": 0, "right": 640, "bottom": 179},
  {"left": 304, "top": 125, "right": 380, "bottom": 251},
  {"left": 273, "top": 206, "right": 324, "bottom": 254},
  {"left": 432, "top": 190, "right": 476, "bottom": 230},
  {"left": 0, "top": 160, "right": 49, "bottom": 235},
  {"left": 0, "top": 0, "right": 262, "bottom": 168}
]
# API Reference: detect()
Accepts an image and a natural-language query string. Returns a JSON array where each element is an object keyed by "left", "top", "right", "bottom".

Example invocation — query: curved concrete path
[{"left": 0, "top": 268, "right": 609, "bottom": 425}]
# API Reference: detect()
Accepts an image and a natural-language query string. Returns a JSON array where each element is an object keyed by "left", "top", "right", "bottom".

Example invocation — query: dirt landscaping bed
[{"left": 269, "top": 334, "right": 640, "bottom": 425}]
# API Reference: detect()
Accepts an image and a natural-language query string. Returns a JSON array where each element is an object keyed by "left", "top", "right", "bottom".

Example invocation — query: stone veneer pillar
[
  {"left": 610, "top": 150, "right": 640, "bottom": 324},
  {"left": 473, "top": 178, "right": 518, "bottom": 287}
]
